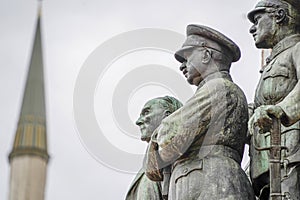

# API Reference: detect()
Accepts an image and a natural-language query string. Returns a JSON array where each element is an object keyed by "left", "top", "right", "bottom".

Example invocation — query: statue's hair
[{"left": 155, "top": 96, "right": 183, "bottom": 113}]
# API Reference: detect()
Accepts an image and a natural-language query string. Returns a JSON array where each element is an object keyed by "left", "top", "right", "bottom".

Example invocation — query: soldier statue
[
  {"left": 125, "top": 96, "right": 182, "bottom": 200},
  {"left": 146, "top": 24, "right": 255, "bottom": 200},
  {"left": 247, "top": 0, "right": 300, "bottom": 199}
]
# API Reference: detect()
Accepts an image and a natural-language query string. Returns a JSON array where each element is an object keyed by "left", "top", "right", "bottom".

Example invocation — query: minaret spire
[
  {"left": 8, "top": 1, "right": 49, "bottom": 199},
  {"left": 9, "top": 2, "right": 48, "bottom": 162}
]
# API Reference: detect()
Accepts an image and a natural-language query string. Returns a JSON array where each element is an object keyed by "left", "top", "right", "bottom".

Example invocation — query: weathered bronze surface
[
  {"left": 125, "top": 96, "right": 182, "bottom": 200},
  {"left": 247, "top": 0, "right": 300, "bottom": 199},
  {"left": 146, "top": 24, "right": 255, "bottom": 200}
]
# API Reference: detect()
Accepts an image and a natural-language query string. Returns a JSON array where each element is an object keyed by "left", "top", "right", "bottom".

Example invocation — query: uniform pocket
[
  {"left": 173, "top": 159, "right": 203, "bottom": 184},
  {"left": 261, "top": 64, "right": 290, "bottom": 100},
  {"left": 262, "top": 66, "right": 289, "bottom": 79}
]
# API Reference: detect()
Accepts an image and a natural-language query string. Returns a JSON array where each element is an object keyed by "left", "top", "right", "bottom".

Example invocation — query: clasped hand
[{"left": 248, "top": 105, "right": 284, "bottom": 135}]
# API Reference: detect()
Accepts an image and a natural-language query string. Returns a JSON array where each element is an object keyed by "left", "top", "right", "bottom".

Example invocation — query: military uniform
[
  {"left": 125, "top": 167, "right": 163, "bottom": 200},
  {"left": 146, "top": 25, "right": 255, "bottom": 200},
  {"left": 250, "top": 34, "right": 300, "bottom": 199},
  {"left": 248, "top": 0, "right": 300, "bottom": 198}
]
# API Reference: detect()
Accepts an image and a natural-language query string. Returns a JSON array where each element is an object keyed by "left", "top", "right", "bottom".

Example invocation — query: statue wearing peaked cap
[
  {"left": 247, "top": 0, "right": 300, "bottom": 199},
  {"left": 145, "top": 24, "right": 255, "bottom": 200}
]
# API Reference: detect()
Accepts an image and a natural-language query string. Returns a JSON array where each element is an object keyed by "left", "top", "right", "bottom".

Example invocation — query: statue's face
[
  {"left": 249, "top": 11, "right": 276, "bottom": 48},
  {"left": 180, "top": 48, "right": 203, "bottom": 86},
  {"left": 136, "top": 99, "right": 167, "bottom": 143}
]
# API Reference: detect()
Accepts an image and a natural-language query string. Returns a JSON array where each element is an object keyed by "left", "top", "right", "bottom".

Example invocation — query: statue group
[{"left": 126, "top": 0, "right": 300, "bottom": 199}]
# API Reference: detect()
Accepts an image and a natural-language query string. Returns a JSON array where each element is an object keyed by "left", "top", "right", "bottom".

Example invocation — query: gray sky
[{"left": 0, "top": 0, "right": 261, "bottom": 199}]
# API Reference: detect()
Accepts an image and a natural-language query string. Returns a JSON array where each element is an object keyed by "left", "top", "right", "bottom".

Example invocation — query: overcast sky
[{"left": 0, "top": 0, "right": 261, "bottom": 199}]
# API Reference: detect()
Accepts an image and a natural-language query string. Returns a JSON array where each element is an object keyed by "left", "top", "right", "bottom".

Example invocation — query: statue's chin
[
  {"left": 255, "top": 42, "right": 265, "bottom": 49},
  {"left": 141, "top": 136, "right": 150, "bottom": 143},
  {"left": 255, "top": 41, "right": 272, "bottom": 49}
]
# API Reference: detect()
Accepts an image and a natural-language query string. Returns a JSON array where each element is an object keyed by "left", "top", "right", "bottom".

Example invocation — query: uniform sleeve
[
  {"left": 246, "top": 103, "right": 255, "bottom": 144},
  {"left": 145, "top": 140, "right": 164, "bottom": 181},
  {"left": 277, "top": 43, "right": 300, "bottom": 126},
  {"left": 155, "top": 88, "right": 211, "bottom": 164},
  {"left": 146, "top": 84, "right": 212, "bottom": 176}
]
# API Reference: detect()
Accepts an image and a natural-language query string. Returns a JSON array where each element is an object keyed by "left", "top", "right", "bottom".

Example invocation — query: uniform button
[{"left": 183, "top": 168, "right": 188, "bottom": 173}]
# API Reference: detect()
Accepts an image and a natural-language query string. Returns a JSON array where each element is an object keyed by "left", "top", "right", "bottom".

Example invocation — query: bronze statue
[
  {"left": 247, "top": 0, "right": 300, "bottom": 199},
  {"left": 146, "top": 24, "right": 254, "bottom": 200},
  {"left": 125, "top": 96, "right": 182, "bottom": 200}
]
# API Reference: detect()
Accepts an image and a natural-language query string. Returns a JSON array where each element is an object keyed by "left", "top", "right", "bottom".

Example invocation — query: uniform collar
[
  {"left": 266, "top": 34, "right": 300, "bottom": 64},
  {"left": 197, "top": 71, "right": 232, "bottom": 90}
]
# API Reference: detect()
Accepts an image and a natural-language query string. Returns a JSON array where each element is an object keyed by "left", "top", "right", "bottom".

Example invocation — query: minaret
[{"left": 8, "top": 3, "right": 49, "bottom": 200}]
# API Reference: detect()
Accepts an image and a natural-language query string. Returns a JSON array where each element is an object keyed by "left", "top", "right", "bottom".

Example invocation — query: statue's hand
[{"left": 248, "top": 105, "right": 284, "bottom": 134}]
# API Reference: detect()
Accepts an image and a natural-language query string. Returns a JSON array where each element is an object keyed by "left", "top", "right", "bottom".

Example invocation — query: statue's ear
[
  {"left": 275, "top": 8, "right": 286, "bottom": 24},
  {"left": 201, "top": 49, "right": 211, "bottom": 64},
  {"left": 164, "top": 110, "right": 171, "bottom": 117}
]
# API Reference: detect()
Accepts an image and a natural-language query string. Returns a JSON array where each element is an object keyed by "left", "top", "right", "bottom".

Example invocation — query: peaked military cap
[
  {"left": 175, "top": 24, "right": 241, "bottom": 63},
  {"left": 248, "top": 0, "right": 300, "bottom": 23}
]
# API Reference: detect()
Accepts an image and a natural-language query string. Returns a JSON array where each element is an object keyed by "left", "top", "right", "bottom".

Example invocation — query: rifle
[
  {"left": 253, "top": 115, "right": 288, "bottom": 200},
  {"left": 269, "top": 116, "right": 282, "bottom": 200}
]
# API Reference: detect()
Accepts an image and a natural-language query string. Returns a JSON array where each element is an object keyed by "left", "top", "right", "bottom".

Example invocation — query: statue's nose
[
  {"left": 136, "top": 117, "right": 143, "bottom": 126},
  {"left": 249, "top": 25, "right": 256, "bottom": 34},
  {"left": 180, "top": 62, "right": 186, "bottom": 71}
]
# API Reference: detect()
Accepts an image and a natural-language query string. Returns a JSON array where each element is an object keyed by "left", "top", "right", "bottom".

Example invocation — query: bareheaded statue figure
[
  {"left": 125, "top": 96, "right": 182, "bottom": 200},
  {"left": 145, "top": 24, "right": 255, "bottom": 200},
  {"left": 247, "top": 0, "right": 300, "bottom": 199}
]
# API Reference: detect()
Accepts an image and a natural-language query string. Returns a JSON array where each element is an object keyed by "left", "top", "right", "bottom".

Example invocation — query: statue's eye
[
  {"left": 144, "top": 111, "right": 149, "bottom": 115},
  {"left": 254, "top": 15, "right": 261, "bottom": 25},
  {"left": 142, "top": 109, "right": 150, "bottom": 115}
]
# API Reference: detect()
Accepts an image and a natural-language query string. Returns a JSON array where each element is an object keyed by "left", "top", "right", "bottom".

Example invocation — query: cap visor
[
  {"left": 174, "top": 46, "right": 194, "bottom": 63},
  {"left": 247, "top": 7, "right": 266, "bottom": 23}
]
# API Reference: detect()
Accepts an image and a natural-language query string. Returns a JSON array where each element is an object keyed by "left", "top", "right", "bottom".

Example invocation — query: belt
[{"left": 172, "top": 145, "right": 242, "bottom": 169}]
